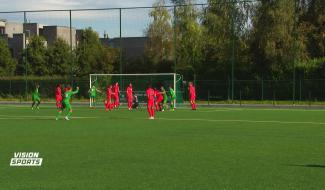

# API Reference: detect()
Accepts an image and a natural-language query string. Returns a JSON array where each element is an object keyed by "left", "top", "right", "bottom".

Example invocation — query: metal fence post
[
  {"left": 273, "top": 90, "right": 276, "bottom": 106},
  {"left": 292, "top": 0, "right": 299, "bottom": 105},
  {"left": 173, "top": 5, "right": 177, "bottom": 74},
  {"left": 261, "top": 78, "right": 264, "bottom": 101},
  {"left": 230, "top": 0, "right": 236, "bottom": 102},
  {"left": 69, "top": 10, "right": 73, "bottom": 87},
  {"left": 9, "top": 79, "right": 12, "bottom": 95},
  {"left": 239, "top": 90, "right": 241, "bottom": 106},
  {"left": 208, "top": 90, "right": 210, "bottom": 105},
  {"left": 24, "top": 11, "right": 28, "bottom": 99},
  {"left": 299, "top": 78, "right": 302, "bottom": 102},
  {"left": 119, "top": 8, "right": 123, "bottom": 87},
  {"left": 227, "top": 77, "right": 230, "bottom": 101}
]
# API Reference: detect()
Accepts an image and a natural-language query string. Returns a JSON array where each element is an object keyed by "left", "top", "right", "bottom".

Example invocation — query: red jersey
[
  {"left": 55, "top": 87, "right": 62, "bottom": 100},
  {"left": 189, "top": 85, "right": 196, "bottom": 97},
  {"left": 126, "top": 86, "right": 133, "bottom": 98},
  {"left": 107, "top": 87, "right": 113, "bottom": 100},
  {"left": 155, "top": 89, "right": 163, "bottom": 101},
  {"left": 146, "top": 88, "right": 155, "bottom": 102},
  {"left": 114, "top": 84, "right": 120, "bottom": 94}
]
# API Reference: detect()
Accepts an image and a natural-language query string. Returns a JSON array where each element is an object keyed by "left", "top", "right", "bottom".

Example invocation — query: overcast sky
[
  {"left": 0, "top": 0, "right": 207, "bottom": 38},
  {"left": 0, "top": 0, "right": 207, "bottom": 11}
]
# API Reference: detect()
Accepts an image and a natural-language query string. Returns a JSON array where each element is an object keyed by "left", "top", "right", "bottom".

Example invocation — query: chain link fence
[{"left": 0, "top": 1, "right": 324, "bottom": 104}]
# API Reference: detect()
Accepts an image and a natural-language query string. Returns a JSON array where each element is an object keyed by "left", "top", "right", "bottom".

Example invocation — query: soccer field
[{"left": 0, "top": 105, "right": 325, "bottom": 189}]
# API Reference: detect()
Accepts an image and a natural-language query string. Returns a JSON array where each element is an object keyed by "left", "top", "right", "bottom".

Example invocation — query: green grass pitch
[{"left": 0, "top": 105, "right": 325, "bottom": 189}]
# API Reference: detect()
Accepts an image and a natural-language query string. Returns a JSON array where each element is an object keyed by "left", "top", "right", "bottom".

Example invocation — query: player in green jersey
[
  {"left": 161, "top": 86, "right": 168, "bottom": 111},
  {"left": 169, "top": 85, "right": 176, "bottom": 111},
  {"left": 88, "top": 85, "right": 101, "bottom": 108},
  {"left": 56, "top": 86, "right": 79, "bottom": 121},
  {"left": 31, "top": 84, "right": 41, "bottom": 110}
]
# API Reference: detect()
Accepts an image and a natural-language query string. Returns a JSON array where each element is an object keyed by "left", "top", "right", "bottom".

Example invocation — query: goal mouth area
[{"left": 89, "top": 73, "right": 182, "bottom": 107}]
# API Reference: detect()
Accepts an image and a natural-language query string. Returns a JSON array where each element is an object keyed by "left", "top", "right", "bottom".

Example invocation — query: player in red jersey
[
  {"left": 188, "top": 82, "right": 197, "bottom": 110},
  {"left": 126, "top": 83, "right": 133, "bottom": 110},
  {"left": 105, "top": 85, "right": 114, "bottom": 111},
  {"left": 113, "top": 82, "right": 120, "bottom": 108},
  {"left": 146, "top": 84, "right": 155, "bottom": 119},
  {"left": 154, "top": 88, "right": 163, "bottom": 111},
  {"left": 55, "top": 84, "right": 62, "bottom": 109}
]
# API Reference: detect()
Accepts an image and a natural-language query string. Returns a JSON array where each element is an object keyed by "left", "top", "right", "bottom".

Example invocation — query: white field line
[
  {"left": 0, "top": 115, "right": 98, "bottom": 119},
  {"left": 156, "top": 117, "right": 325, "bottom": 126},
  {"left": 1, "top": 114, "right": 325, "bottom": 126}
]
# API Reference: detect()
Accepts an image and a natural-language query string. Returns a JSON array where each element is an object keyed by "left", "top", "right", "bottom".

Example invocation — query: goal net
[{"left": 89, "top": 73, "right": 183, "bottom": 108}]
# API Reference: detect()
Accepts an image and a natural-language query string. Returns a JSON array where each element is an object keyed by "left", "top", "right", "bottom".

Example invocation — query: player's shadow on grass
[{"left": 287, "top": 164, "right": 325, "bottom": 168}]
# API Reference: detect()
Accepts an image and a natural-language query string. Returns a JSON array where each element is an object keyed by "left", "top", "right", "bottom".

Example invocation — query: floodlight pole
[
  {"left": 119, "top": 8, "right": 123, "bottom": 88},
  {"left": 24, "top": 12, "right": 27, "bottom": 99},
  {"left": 292, "top": 0, "right": 298, "bottom": 104},
  {"left": 69, "top": 10, "right": 74, "bottom": 87}
]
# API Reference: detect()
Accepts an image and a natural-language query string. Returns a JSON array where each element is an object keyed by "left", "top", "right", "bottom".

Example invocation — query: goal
[{"left": 89, "top": 73, "right": 183, "bottom": 108}]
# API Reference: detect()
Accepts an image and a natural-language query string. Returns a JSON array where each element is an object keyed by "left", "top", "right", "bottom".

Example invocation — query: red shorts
[
  {"left": 190, "top": 95, "right": 196, "bottom": 101},
  {"left": 56, "top": 101, "right": 62, "bottom": 108},
  {"left": 56, "top": 96, "right": 62, "bottom": 108},
  {"left": 147, "top": 100, "right": 154, "bottom": 107}
]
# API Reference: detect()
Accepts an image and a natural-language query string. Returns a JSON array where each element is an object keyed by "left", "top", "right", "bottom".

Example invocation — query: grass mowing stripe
[{"left": 157, "top": 117, "right": 325, "bottom": 126}]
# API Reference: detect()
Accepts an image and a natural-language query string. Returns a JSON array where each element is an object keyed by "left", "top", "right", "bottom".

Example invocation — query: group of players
[
  {"left": 88, "top": 82, "right": 132, "bottom": 111},
  {"left": 30, "top": 81, "right": 197, "bottom": 120}
]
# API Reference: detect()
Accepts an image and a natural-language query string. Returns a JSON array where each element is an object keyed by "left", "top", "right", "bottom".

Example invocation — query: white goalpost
[{"left": 89, "top": 73, "right": 180, "bottom": 108}]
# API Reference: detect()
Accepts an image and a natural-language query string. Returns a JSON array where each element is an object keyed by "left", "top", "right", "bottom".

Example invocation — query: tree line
[
  {"left": 0, "top": 0, "right": 324, "bottom": 81},
  {"left": 0, "top": 28, "right": 118, "bottom": 78}
]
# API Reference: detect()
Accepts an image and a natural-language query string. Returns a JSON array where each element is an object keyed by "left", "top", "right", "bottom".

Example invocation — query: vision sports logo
[{"left": 10, "top": 152, "right": 43, "bottom": 167}]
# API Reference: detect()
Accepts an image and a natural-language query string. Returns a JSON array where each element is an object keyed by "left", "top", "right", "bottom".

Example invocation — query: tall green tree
[
  {"left": 47, "top": 38, "right": 72, "bottom": 76},
  {"left": 250, "top": 0, "right": 298, "bottom": 80},
  {"left": 76, "top": 28, "right": 117, "bottom": 77},
  {"left": 301, "top": 0, "right": 324, "bottom": 58},
  {"left": 295, "top": 0, "right": 325, "bottom": 78},
  {"left": 145, "top": 0, "right": 173, "bottom": 72},
  {"left": 0, "top": 38, "right": 17, "bottom": 76},
  {"left": 200, "top": 0, "right": 253, "bottom": 79},
  {"left": 25, "top": 36, "right": 48, "bottom": 76},
  {"left": 173, "top": 0, "right": 203, "bottom": 79}
]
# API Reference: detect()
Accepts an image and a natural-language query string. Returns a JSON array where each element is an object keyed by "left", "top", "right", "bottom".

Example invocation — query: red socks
[{"left": 147, "top": 106, "right": 155, "bottom": 117}]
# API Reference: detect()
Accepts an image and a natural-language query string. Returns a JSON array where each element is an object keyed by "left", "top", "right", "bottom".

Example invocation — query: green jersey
[
  {"left": 32, "top": 87, "right": 40, "bottom": 101},
  {"left": 89, "top": 86, "right": 97, "bottom": 97},
  {"left": 63, "top": 89, "right": 79, "bottom": 105},
  {"left": 33, "top": 87, "right": 39, "bottom": 96},
  {"left": 169, "top": 87, "right": 176, "bottom": 99},
  {"left": 162, "top": 89, "right": 168, "bottom": 101}
]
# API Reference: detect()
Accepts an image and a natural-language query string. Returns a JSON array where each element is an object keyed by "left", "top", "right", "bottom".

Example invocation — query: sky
[{"left": 0, "top": 0, "right": 207, "bottom": 38}]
